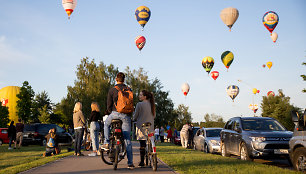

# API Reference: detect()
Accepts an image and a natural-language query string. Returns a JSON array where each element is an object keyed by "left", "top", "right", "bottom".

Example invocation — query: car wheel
[
  {"left": 204, "top": 144, "right": 209, "bottom": 153},
  {"left": 221, "top": 143, "right": 230, "bottom": 157},
  {"left": 292, "top": 147, "right": 306, "bottom": 171},
  {"left": 240, "top": 143, "right": 253, "bottom": 161},
  {"left": 0, "top": 139, "right": 3, "bottom": 146}
]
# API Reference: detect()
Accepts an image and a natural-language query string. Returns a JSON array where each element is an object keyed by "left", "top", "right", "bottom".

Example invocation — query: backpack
[
  {"left": 114, "top": 86, "right": 133, "bottom": 114},
  {"left": 47, "top": 134, "right": 55, "bottom": 148}
]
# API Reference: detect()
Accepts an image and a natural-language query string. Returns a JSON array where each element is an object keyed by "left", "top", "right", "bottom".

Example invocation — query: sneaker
[
  {"left": 138, "top": 162, "right": 145, "bottom": 167},
  {"left": 8, "top": 147, "right": 13, "bottom": 150},
  {"left": 101, "top": 144, "right": 109, "bottom": 150},
  {"left": 127, "top": 164, "right": 135, "bottom": 170},
  {"left": 97, "top": 151, "right": 101, "bottom": 156},
  {"left": 77, "top": 153, "right": 84, "bottom": 156},
  {"left": 88, "top": 152, "right": 97, "bottom": 156}
]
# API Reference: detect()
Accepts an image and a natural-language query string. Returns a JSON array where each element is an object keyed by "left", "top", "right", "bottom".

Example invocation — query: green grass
[
  {"left": 0, "top": 144, "right": 74, "bottom": 174},
  {"left": 157, "top": 143, "right": 299, "bottom": 174}
]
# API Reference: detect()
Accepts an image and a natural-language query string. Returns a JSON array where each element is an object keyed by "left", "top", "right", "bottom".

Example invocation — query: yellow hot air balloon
[
  {"left": 0, "top": 86, "right": 20, "bottom": 123},
  {"left": 252, "top": 88, "right": 259, "bottom": 94},
  {"left": 266, "top": 61, "right": 273, "bottom": 69},
  {"left": 220, "top": 7, "right": 239, "bottom": 31}
]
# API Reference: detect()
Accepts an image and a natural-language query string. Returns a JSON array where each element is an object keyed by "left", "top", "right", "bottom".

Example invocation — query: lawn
[
  {"left": 157, "top": 143, "right": 299, "bottom": 174},
  {"left": 0, "top": 144, "right": 74, "bottom": 174}
]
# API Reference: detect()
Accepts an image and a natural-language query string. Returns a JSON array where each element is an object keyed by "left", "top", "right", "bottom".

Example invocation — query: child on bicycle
[{"left": 133, "top": 90, "right": 156, "bottom": 167}]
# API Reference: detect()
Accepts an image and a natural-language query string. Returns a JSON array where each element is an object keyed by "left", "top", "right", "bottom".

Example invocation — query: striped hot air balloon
[
  {"left": 221, "top": 51, "right": 234, "bottom": 70},
  {"left": 135, "top": 35, "right": 146, "bottom": 51},
  {"left": 226, "top": 85, "right": 239, "bottom": 102},
  {"left": 62, "top": 0, "right": 77, "bottom": 19},
  {"left": 263, "top": 11, "right": 279, "bottom": 34}
]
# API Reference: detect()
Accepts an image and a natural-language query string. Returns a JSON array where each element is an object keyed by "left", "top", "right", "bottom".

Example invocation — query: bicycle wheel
[
  {"left": 113, "top": 145, "right": 119, "bottom": 170},
  {"left": 145, "top": 142, "right": 150, "bottom": 166},
  {"left": 101, "top": 149, "right": 113, "bottom": 165}
]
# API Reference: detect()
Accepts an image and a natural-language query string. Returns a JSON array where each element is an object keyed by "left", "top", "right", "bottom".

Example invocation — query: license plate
[{"left": 274, "top": 149, "right": 288, "bottom": 154}]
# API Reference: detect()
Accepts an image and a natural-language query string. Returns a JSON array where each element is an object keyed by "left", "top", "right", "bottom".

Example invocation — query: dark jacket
[
  {"left": 8, "top": 124, "right": 16, "bottom": 139},
  {"left": 16, "top": 123, "right": 24, "bottom": 133},
  {"left": 89, "top": 111, "right": 100, "bottom": 122},
  {"left": 107, "top": 84, "right": 132, "bottom": 114}
]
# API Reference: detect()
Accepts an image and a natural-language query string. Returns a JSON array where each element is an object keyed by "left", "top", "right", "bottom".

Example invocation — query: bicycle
[
  {"left": 100, "top": 119, "right": 126, "bottom": 170},
  {"left": 142, "top": 122, "right": 157, "bottom": 171}
]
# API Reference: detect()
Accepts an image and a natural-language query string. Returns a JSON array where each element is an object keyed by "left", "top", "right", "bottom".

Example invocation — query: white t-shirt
[{"left": 155, "top": 128, "right": 160, "bottom": 135}]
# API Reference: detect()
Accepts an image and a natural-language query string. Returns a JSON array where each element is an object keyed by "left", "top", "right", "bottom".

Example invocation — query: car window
[
  {"left": 225, "top": 120, "right": 234, "bottom": 130},
  {"left": 241, "top": 119, "right": 286, "bottom": 131},
  {"left": 196, "top": 130, "right": 201, "bottom": 136},
  {"left": 201, "top": 129, "right": 205, "bottom": 136},
  {"left": 24, "top": 124, "right": 36, "bottom": 131},
  {"left": 234, "top": 120, "right": 240, "bottom": 129},
  {"left": 206, "top": 129, "right": 222, "bottom": 137},
  {"left": 38, "top": 124, "right": 56, "bottom": 133},
  {"left": 55, "top": 125, "right": 65, "bottom": 133},
  {"left": 1, "top": 129, "right": 8, "bottom": 134}
]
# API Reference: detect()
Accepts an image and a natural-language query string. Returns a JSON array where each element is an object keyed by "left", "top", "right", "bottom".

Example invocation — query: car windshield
[
  {"left": 241, "top": 119, "right": 286, "bottom": 131},
  {"left": 206, "top": 129, "right": 221, "bottom": 137}
]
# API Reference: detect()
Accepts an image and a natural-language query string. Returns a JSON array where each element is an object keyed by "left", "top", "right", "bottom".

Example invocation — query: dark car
[
  {"left": 220, "top": 117, "right": 292, "bottom": 161},
  {"left": 193, "top": 128, "right": 222, "bottom": 153},
  {"left": 0, "top": 128, "right": 9, "bottom": 145},
  {"left": 23, "top": 123, "right": 73, "bottom": 147}
]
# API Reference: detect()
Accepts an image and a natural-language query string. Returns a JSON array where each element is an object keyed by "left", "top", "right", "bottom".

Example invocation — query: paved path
[{"left": 21, "top": 141, "right": 176, "bottom": 174}]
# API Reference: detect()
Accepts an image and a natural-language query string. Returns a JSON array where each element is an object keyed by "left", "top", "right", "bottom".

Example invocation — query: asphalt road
[{"left": 21, "top": 141, "right": 176, "bottom": 174}]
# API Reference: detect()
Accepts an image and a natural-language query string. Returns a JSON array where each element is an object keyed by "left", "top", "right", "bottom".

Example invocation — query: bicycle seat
[
  {"left": 142, "top": 122, "right": 151, "bottom": 128},
  {"left": 111, "top": 119, "right": 122, "bottom": 124}
]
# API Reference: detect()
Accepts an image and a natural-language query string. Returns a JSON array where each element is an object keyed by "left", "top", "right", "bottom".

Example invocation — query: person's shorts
[{"left": 16, "top": 132, "right": 23, "bottom": 143}]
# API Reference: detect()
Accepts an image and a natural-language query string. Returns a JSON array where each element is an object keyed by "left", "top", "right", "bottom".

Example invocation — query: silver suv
[
  {"left": 289, "top": 109, "right": 306, "bottom": 171},
  {"left": 220, "top": 117, "right": 292, "bottom": 161}
]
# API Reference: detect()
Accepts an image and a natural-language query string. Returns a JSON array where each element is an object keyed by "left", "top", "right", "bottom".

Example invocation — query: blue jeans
[
  {"left": 90, "top": 122, "right": 100, "bottom": 152},
  {"left": 74, "top": 128, "right": 84, "bottom": 154},
  {"left": 104, "top": 111, "right": 133, "bottom": 165}
]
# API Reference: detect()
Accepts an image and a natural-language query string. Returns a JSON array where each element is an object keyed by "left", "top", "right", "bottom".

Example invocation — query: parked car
[
  {"left": 193, "top": 127, "right": 222, "bottom": 153},
  {"left": 220, "top": 117, "right": 292, "bottom": 161},
  {"left": 23, "top": 123, "right": 73, "bottom": 147},
  {"left": 174, "top": 131, "right": 181, "bottom": 145},
  {"left": 289, "top": 109, "right": 306, "bottom": 171},
  {"left": 0, "top": 128, "right": 9, "bottom": 145}
]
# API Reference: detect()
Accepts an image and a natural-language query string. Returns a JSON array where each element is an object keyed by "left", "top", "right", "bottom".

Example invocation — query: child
[{"left": 43, "top": 128, "right": 59, "bottom": 157}]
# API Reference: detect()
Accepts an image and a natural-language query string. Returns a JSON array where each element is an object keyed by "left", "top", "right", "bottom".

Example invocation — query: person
[
  {"left": 73, "top": 102, "right": 86, "bottom": 156},
  {"left": 187, "top": 124, "right": 194, "bottom": 148},
  {"left": 173, "top": 128, "right": 178, "bottom": 138},
  {"left": 43, "top": 128, "right": 58, "bottom": 156},
  {"left": 88, "top": 102, "right": 101, "bottom": 156},
  {"left": 133, "top": 90, "right": 156, "bottom": 167},
  {"left": 154, "top": 127, "right": 160, "bottom": 142},
  {"left": 102, "top": 72, "right": 134, "bottom": 169},
  {"left": 15, "top": 118, "right": 24, "bottom": 149},
  {"left": 180, "top": 123, "right": 190, "bottom": 148},
  {"left": 8, "top": 121, "right": 16, "bottom": 150},
  {"left": 160, "top": 126, "right": 165, "bottom": 143},
  {"left": 167, "top": 128, "right": 173, "bottom": 143}
]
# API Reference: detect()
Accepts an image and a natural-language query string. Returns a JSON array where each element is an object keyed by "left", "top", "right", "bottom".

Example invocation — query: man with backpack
[{"left": 102, "top": 72, "right": 134, "bottom": 169}]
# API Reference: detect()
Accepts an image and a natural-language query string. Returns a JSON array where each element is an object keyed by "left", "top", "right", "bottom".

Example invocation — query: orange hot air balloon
[
  {"left": 0, "top": 86, "right": 21, "bottom": 123},
  {"left": 266, "top": 61, "right": 273, "bottom": 69},
  {"left": 62, "top": 0, "right": 77, "bottom": 19},
  {"left": 210, "top": 71, "right": 219, "bottom": 80},
  {"left": 267, "top": 91, "right": 275, "bottom": 96}
]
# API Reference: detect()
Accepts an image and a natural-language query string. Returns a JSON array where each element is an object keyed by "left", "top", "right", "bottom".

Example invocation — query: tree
[
  {"left": 0, "top": 105, "right": 10, "bottom": 127},
  {"left": 16, "top": 81, "right": 35, "bottom": 123},
  {"left": 33, "top": 91, "right": 52, "bottom": 123},
  {"left": 261, "top": 89, "right": 302, "bottom": 131},
  {"left": 38, "top": 105, "right": 50, "bottom": 123},
  {"left": 200, "top": 113, "right": 225, "bottom": 128},
  {"left": 302, "top": 62, "right": 306, "bottom": 93},
  {"left": 173, "top": 104, "right": 192, "bottom": 130}
]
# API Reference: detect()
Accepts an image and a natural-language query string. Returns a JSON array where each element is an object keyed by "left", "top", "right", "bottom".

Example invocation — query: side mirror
[{"left": 291, "top": 110, "right": 299, "bottom": 123}]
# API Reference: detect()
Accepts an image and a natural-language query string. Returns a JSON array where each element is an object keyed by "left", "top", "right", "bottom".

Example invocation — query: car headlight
[
  {"left": 210, "top": 140, "right": 220, "bottom": 146},
  {"left": 250, "top": 137, "right": 266, "bottom": 142}
]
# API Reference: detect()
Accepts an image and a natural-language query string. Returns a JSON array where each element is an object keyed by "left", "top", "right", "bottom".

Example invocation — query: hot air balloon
[
  {"left": 252, "top": 88, "right": 260, "bottom": 94},
  {"left": 135, "top": 6, "right": 151, "bottom": 30},
  {"left": 267, "top": 91, "right": 275, "bottom": 96},
  {"left": 220, "top": 7, "right": 239, "bottom": 31},
  {"left": 263, "top": 11, "right": 279, "bottom": 34},
  {"left": 226, "top": 85, "right": 239, "bottom": 102},
  {"left": 62, "top": 0, "right": 77, "bottom": 19},
  {"left": 248, "top": 104, "right": 258, "bottom": 113},
  {"left": 181, "top": 83, "right": 190, "bottom": 96},
  {"left": 202, "top": 56, "right": 214, "bottom": 74},
  {"left": 262, "top": 64, "right": 266, "bottom": 68},
  {"left": 0, "top": 86, "right": 20, "bottom": 123},
  {"left": 135, "top": 35, "right": 146, "bottom": 51},
  {"left": 210, "top": 71, "right": 219, "bottom": 80},
  {"left": 266, "top": 61, "right": 273, "bottom": 69},
  {"left": 271, "top": 32, "right": 278, "bottom": 43},
  {"left": 221, "top": 51, "right": 234, "bottom": 70}
]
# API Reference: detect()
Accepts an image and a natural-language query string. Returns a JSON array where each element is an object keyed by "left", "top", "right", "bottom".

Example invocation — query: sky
[{"left": 0, "top": 0, "right": 305, "bottom": 123}]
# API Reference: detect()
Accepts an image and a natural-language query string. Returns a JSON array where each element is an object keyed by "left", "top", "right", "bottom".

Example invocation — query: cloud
[{"left": 0, "top": 36, "right": 32, "bottom": 63}]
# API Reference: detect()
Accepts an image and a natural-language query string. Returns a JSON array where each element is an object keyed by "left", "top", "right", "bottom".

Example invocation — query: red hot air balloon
[
  {"left": 267, "top": 91, "right": 275, "bottom": 96},
  {"left": 210, "top": 71, "right": 219, "bottom": 80},
  {"left": 135, "top": 35, "right": 146, "bottom": 51}
]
